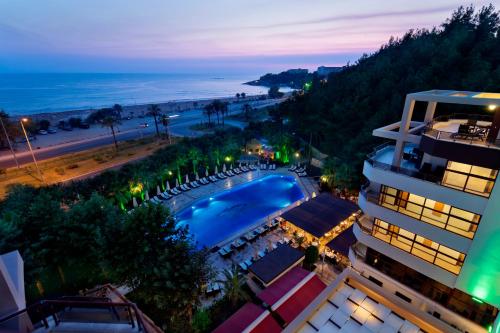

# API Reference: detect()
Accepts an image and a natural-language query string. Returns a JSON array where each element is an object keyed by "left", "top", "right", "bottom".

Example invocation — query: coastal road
[{"left": 0, "top": 97, "right": 285, "bottom": 169}]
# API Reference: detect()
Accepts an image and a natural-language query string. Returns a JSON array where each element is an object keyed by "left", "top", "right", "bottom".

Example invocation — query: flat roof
[
  {"left": 258, "top": 266, "right": 310, "bottom": 306},
  {"left": 213, "top": 302, "right": 265, "bottom": 333},
  {"left": 249, "top": 244, "right": 304, "bottom": 285},
  {"left": 408, "top": 90, "right": 500, "bottom": 106},
  {"left": 281, "top": 194, "right": 359, "bottom": 238}
]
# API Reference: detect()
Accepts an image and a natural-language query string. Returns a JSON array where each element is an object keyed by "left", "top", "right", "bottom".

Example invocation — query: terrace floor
[{"left": 371, "top": 144, "right": 418, "bottom": 171}]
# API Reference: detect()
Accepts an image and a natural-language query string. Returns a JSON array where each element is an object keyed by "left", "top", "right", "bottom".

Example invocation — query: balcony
[
  {"left": 423, "top": 114, "right": 500, "bottom": 150},
  {"left": 364, "top": 146, "right": 489, "bottom": 213}
]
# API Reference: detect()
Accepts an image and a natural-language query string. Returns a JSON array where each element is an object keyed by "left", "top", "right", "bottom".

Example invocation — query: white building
[{"left": 353, "top": 90, "right": 500, "bottom": 332}]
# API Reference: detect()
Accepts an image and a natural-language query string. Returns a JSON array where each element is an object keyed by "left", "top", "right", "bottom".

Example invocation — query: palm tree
[
  {"left": 203, "top": 103, "right": 214, "bottom": 127},
  {"left": 242, "top": 103, "right": 252, "bottom": 122},
  {"left": 102, "top": 116, "right": 121, "bottom": 150},
  {"left": 221, "top": 101, "right": 229, "bottom": 126},
  {"left": 218, "top": 265, "right": 248, "bottom": 307},
  {"left": 161, "top": 115, "right": 171, "bottom": 143},
  {"left": 148, "top": 104, "right": 161, "bottom": 138},
  {"left": 241, "top": 92, "right": 246, "bottom": 99},
  {"left": 188, "top": 148, "right": 202, "bottom": 174},
  {"left": 113, "top": 104, "right": 123, "bottom": 119}
]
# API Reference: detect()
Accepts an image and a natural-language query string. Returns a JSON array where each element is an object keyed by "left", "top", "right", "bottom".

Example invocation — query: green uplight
[
  {"left": 472, "top": 297, "right": 484, "bottom": 304},
  {"left": 224, "top": 156, "right": 232, "bottom": 162},
  {"left": 304, "top": 82, "right": 312, "bottom": 91}
]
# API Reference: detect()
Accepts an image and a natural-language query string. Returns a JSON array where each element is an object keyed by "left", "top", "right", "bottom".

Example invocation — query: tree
[
  {"left": 102, "top": 116, "right": 121, "bottom": 150},
  {"left": 268, "top": 86, "right": 284, "bottom": 99},
  {"left": 38, "top": 119, "right": 50, "bottom": 131},
  {"left": 242, "top": 104, "right": 252, "bottom": 122},
  {"left": 241, "top": 92, "right": 246, "bottom": 99},
  {"left": 218, "top": 265, "right": 248, "bottom": 307},
  {"left": 102, "top": 204, "right": 209, "bottom": 330},
  {"left": 161, "top": 114, "right": 171, "bottom": 143},
  {"left": 203, "top": 103, "right": 214, "bottom": 127},
  {"left": 148, "top": 104, "right": 162, "bottom": 138},
  {"left": 113, "top": 104, "right": 123, "bottom": 119},
  {"left": 304, "top": 245, "right": 319, "bottom": 270},
  {"left": 0, "top": 110, "right": 21, "bottom": 150},
  {"left": 235, "top": 93, "right": 240, "bottom": 100},
  {"left": 188, "top": 148, "right": 202, "bottom": 174}
]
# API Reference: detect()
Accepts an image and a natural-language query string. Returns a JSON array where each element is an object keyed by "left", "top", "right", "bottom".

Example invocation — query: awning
[
  {"left": 281, "top": 194, "right": 359, "bottom": 238},
  {"left": 326, "top": 225, "right": 356, "bottom": 256},
  {"left": 274, "top": 275, "right": 326, "bottom": 324}
]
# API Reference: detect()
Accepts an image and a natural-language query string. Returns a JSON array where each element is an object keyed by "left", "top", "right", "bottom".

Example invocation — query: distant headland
[{"left": 245, "top": 66, "right": 342, "bottom": 89}]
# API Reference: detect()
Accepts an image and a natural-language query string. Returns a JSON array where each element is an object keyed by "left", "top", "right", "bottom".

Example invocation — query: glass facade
[
  {"left": 442, "top": 161, "right": 497, "bottom": 197},
  {"left": 378, "top": 185, "right": 481, "bottom": 239},
  {"left": 372, "top": 219, "right": 466, "bottom": 274}
]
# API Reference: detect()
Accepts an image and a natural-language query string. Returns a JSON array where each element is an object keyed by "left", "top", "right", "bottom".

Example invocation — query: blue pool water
[{"left": 176, "top": 174, "right": 304, "bottom": 248}]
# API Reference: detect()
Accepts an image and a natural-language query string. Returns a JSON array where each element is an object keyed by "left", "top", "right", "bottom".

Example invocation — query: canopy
[
  {"left": 326, "top": 225, "right": 357, "bottom": 256},
  {"left": 281, "top": 194, "right": 358, "bottom": 238}
]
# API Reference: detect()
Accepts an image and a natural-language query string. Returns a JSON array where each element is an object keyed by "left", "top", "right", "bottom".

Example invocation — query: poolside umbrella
[
  {"left": 215, "top": 165, "right": 219, "bottom": 174},
  {"left": 223, "top": 164, "right": 227, "bottom": 172},
  {"left": 231, "top": 163, "right": 234, "bottom": 170},
  {"left": 156, "top": 185, "right": 161, "bottom": 195},
  {"left": 145, "top": 191, "right": 150, "bottom": 201},
  {"left": 132, "top": 197, "right": 138, "bottom": 207},
  {"left": 205, "top": 168, "right": 209, "bottom": 177},
  {"left": 176, "top": 178, "right": 179, "bottom": 187},
  {"left": 239, "top": 162, "right": 242, "bottom": 168},
  {"left": 166, "top": 181, "right": 171, "bottom": 191},
  {"left": 195, "top": 172, "right": 200, "bottom": 181},
  {"left": 185, "top": 174, "right": 190, "bottom": 184}
]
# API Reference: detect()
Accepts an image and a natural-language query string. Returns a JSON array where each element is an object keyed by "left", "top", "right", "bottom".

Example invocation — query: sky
[{"left": 0, "top": 0, "right": 494, "bottom": 74}]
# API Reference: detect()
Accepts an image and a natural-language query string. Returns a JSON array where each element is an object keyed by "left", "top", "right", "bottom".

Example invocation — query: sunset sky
[{"left": 0, "top": 0, "right": 492, "bottom": 73}]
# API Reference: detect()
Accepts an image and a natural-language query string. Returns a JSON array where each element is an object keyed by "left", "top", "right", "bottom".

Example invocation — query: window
[
  {"left": 378, "top": 185, "right": 481, "bottom": 239},
  {"left": 442, "top": 161, "right": 497, "bottom": 197},
  {"left": 372, "top": 219, "right": 465, "bottom": 274}
]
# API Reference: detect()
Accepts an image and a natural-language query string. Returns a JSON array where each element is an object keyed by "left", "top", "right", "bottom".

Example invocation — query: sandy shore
[{"left": 17, "top": 94, "right": 267, "bottom": 123}]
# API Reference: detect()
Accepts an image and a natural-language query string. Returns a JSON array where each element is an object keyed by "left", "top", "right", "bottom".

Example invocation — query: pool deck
[{"left": 164, "top": 167, "right": 318, "bottom": 215}]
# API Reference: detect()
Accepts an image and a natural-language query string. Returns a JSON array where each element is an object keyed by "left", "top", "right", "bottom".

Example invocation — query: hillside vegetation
[{"left": 276, "top": 5, "right": 500, "bottom": 187}]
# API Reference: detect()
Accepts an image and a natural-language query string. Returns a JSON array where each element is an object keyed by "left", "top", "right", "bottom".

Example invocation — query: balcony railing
[
  {"left": 366, "top": 143, "right": 443, "bottom": 183},
  {"left": 423, "top": 113, "right": 500, "bottom": 149}
]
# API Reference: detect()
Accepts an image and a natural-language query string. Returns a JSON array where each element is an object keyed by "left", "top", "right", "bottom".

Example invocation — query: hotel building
[{"left": 353, "top": 90, "right": 500, "bottom": 332}]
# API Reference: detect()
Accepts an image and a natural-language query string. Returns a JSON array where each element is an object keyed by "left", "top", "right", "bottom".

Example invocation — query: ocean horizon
[{"left": 0, "top": 72, "right": 278, "bottom": 116}]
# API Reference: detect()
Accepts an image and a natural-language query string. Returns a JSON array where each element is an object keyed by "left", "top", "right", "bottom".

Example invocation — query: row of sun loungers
[
  {"left": 218, "top": 220, "right": 282, "bottom": 258},
  {"left": 288, "top": 164, "right": 308, "bottom": 177},
  {"left": 260, "top": 163, "right": 277, "bottom": 170}
]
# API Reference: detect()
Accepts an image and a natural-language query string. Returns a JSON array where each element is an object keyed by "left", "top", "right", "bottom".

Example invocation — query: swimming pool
[{"left": 176, "top": 174, "right": 304, "bottom": 248}]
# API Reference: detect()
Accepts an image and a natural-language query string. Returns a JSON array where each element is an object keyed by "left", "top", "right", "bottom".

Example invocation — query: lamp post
[
  {"left": 0, "top": 116, "right": 19, "bottom": 169},
  {"left": 20, "top": 118, "right": 44, "bottom": 183}
]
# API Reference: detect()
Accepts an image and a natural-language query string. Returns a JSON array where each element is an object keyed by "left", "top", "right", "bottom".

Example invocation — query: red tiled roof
[
  {"left": 213, "top": 303, "right": 265, "bottom": 333},
  {"left": 275, "top": 275, "right": 326, "bottom": 324},
  {"left": 258, "top": 266, "right": 310, "bottom": 306}
]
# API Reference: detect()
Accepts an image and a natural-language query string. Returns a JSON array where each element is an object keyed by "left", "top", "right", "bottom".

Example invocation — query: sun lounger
[
  {"left": 249, "top": 165, "right": 257, "bottom": 170},
  {"left": 238, "top": 262, "right": 248, "bottom": 271},
  {"left": 209, "top": 175, "right": 218, "bottom": 182},
  {"left": 180, "top": 184, "right": 190, "bottom": 191},
  {"left": 200, "top": 178, "right": 209, "bottom": 185},
  {"left": 289, "top": 165, "right": 296, "bottom": 171},
  {"left": 218, "top": 245, "right": 233, "bottom": 257},
  {"left": 171, "top": 188, "right": 182, "bottom": 195},
  {"left": 298, "top": 172, "right": 307, "bottom": 177},
  {"left": 258, "top": 250, "right": 266, "bottom": 258},
  {"left": 255, "top": 227, "right": 265, "bottom": 235},
  {"left": 234, "top": 168, "right": 242, "bottom": 174},
  {"left": 295, "top": 168, "right": 305, "bottom": 173},
  {"left": 160, "top": 192, "right": 172, "bottom": 200},
  {"left": 271, "top": 218, "right": 280, "bottom": 228},
  {"left": 190, "top": 181, "right": 200, "bottom": 188},
  {"left": 243, "top": 232, "right": 257, "bottom": 242},
  {"left": 155, "top": 194, "right": 167, "bottom": 201},
  {"left": 244, "top": 258, "right": 253, "bottom": 267},
  {"left": 217, "top": 173, "right": 227, "bottom": 179},
  {"left": 241, "top": 166, "right": 249, "bottom": 172},
  {"left": 150, "top": 197, "right": 160, "bottom": 204},
  {"left": 232, "top": 238, "right": 246, "bottom": 249},
  {"left": 206, "top": 282, "right": 222, "bottom": 294}
]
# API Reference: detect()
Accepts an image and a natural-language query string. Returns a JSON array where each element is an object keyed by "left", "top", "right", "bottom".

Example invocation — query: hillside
[{"left": 276, "top": 5, "right": 500, "bottom": 188}]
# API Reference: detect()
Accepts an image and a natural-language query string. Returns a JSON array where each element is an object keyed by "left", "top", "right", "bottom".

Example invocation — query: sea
[{"left": 0, "top": 73, "right": 275, "bottom": 115}]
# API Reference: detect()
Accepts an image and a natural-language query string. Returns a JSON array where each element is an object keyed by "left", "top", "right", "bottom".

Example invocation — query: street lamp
[{"left": 20, "top": 118, "right": 44, "bottom": 183}]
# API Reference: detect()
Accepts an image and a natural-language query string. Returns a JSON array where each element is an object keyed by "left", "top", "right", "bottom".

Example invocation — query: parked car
[
  {"left": 139, "top": 123, "right": 149, "bottom": 128},
  {"left": 47, "top": 128, "right": 57, "bottom": 134},
  {"left": 78, "top": 122, "right": 90, "bottom": 129},
  {"left": 38, "top": 130, "right": 48, "bottom": 135}
]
